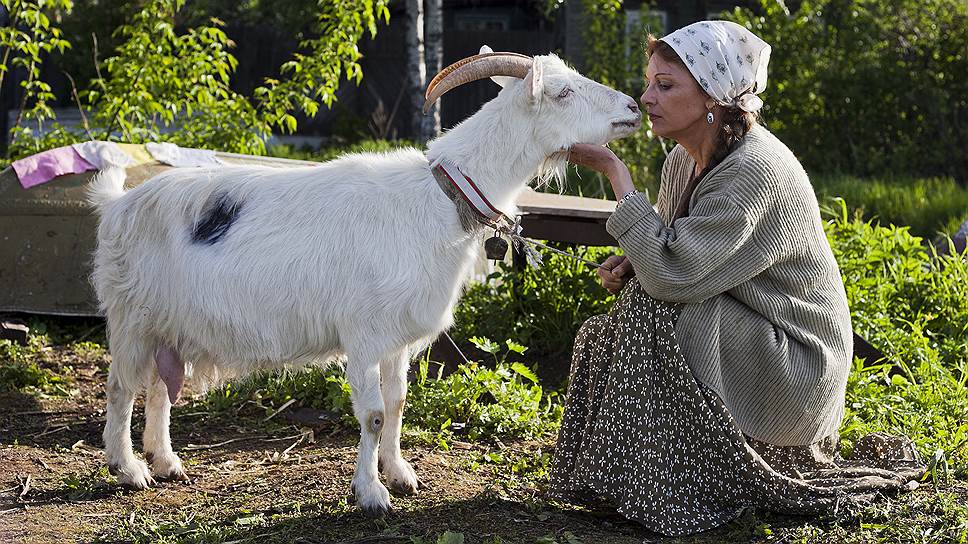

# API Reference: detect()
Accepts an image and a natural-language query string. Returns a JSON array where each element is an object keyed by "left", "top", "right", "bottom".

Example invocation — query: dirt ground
[{"left": 0, "top": 338, "right": 964, "bottom": 544}]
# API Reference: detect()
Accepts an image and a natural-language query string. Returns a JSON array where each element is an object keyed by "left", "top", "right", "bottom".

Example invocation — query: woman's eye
[
  {"left": 557, "top": 87, "right": 572, "bottom": 99},
  {"left": 658, "top": 83, "right": 671, "bottom": 90}
]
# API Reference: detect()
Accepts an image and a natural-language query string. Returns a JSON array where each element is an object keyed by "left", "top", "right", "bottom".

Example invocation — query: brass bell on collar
[{"left": 484, "top": 235, "right": 509, "bottom": 260}]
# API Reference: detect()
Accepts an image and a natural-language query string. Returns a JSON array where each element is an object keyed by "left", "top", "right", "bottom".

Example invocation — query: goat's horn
[{"left": 423, "top": 52, "right": 533, "bottom": 114}]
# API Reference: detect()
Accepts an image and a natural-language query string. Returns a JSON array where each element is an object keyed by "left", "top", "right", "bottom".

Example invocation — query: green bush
[
  {"left": 813, "top": 175, "right": 968, "bottom": 240},
  {"left": 451, "top": 245, "right": 617, "bottom": 360},
  {"left": 2, "top": 0, "right": 391, "bottom": 160},
  {"left": 726, "top": 0, "right": 968, "bottom": 182}
]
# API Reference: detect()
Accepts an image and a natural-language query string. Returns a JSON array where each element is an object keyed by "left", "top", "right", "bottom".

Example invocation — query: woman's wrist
[
  {"left": 616, "top": 189, "right": 639, "bottom": 207},
  {"left": 606, "top": 161, "right": 635, "bottom": 201}
]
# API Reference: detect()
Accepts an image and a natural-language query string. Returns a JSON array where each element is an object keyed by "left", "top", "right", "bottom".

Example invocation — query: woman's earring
[{"left": 706, "top": 111, "right": 715, "bottom": 124}]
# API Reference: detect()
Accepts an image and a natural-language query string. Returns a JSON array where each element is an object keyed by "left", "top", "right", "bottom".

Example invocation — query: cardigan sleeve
[{"left": 606, "top": 191, "right": 775, "bottom": 304}]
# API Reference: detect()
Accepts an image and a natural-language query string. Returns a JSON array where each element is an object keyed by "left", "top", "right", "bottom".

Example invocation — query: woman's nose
[{"left": 640, "top": 88, "right": 655, "bottom": 108}]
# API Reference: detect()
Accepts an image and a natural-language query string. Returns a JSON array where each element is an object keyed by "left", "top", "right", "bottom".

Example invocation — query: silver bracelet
[{"left": 617, "top": 189, "right": 639, "bottom": 208}]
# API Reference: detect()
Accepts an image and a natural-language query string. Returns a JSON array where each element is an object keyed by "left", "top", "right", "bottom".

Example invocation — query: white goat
[{"left": 89, "top": 48, "right": 640, "bottom": 517}]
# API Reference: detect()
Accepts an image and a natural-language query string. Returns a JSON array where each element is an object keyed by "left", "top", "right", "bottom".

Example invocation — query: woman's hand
[
  {"left": 598, "top": 255, "right": 635, "bottom": 294},
  {"left": 568, "top": 144, "right": 636, "bottom": 201},
  {"left": 568, "top": 144, "right": 621, "bottom": 175}
]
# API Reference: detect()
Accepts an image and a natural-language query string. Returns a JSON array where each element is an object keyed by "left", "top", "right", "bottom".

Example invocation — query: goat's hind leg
[
  {"left": 143, "top": 348, "right": 188, "bottom": 481},
  {"left": 103, "top": 341, "right": 154, "bottom": 489},
  {"left": 345, "top": 345, "right": 392, "bottom": 518},
  {"left": 379, "top": 349, "right": 419, "bottom": 495}
]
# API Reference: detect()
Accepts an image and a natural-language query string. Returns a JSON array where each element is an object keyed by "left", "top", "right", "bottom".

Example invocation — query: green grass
[
  {"left": 0, "top": 337, "right": 70, "bottom": 395},
  {"left": 813, "top": 174, "right": 968, "bottom": 240}
]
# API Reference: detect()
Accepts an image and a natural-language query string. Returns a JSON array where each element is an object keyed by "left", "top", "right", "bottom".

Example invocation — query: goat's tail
[{"left": 86, "top": 167, "right": 127, "bottom": 212}]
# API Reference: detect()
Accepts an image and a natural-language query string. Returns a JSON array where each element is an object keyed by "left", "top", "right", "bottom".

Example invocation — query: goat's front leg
[
  {"left": 379, "top": 350, "right": 419, "bottom": 495},
  {"left": 346, "top": 349, "right": 391, "bottom": 518}
]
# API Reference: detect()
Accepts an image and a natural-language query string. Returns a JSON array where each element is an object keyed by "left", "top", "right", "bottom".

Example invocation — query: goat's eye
[{"left": 557, "top": 87, "right": 572, "bottom": 99}]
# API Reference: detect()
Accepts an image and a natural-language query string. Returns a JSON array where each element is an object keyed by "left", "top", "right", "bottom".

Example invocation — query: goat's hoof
[
  {"left": 387, "top": 475, "right": 419, "bottom": 496},
  {"left": 361, "top": 501, "right": 391, "bottom": 519},
  {"left": 351, "top": 478, "right": 391, "bottom": 518},
  {"left": 110, "top": 459, "right": 155, "bottom": 489},
  {"left": 381, "top": 457, "right": 419, "bottom": 496},
  {"left": 148, "top": 452, "right": 189, "bottom": 481}
]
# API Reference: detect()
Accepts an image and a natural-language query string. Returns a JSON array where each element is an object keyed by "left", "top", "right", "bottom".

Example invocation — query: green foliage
[
  {"left": 0, "top": 337, "right": 68, "bottom": 393},
  {"left": 824, "top": 199, "right": 968, "bottom": 471},
  {"left": 574, "top": 0, "right": 668, "bottom": 199},
  {"left": 199, "top": 364, "right": 354, "bottom": 423},
  {"left": 198, "top": 341, "right": 563, "bottom": 443},
  {"left": 253, "top": 0, "right": 389, "bottom": 131},
  {"left": 451, "top": 245, "right": 617, "bottom": 359},
  {"left": 2, "top": 0, "right": 391, "bottom": 160},
  {"left": 79, "top": 0, "right": 268, "bottom": 154},
  {"left": 812, "top": 174, "right": 968, "bottom": 240},
  {"left": 0, "top": 0, "right": 73, "bottom": 151},
  {"left": 60, "top": 466, "right": 110, "bottom": 501},
  {"left": 406, "top": 341, "right": 563, "bottom": 443},
  {"left": 725, "top": 0, "right": 968, "bottom": 182}
]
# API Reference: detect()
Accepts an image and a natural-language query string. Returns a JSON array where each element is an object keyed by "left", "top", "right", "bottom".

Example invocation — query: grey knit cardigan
[{"left": 605, "top": 124, "right": 852, "bottom": 446}]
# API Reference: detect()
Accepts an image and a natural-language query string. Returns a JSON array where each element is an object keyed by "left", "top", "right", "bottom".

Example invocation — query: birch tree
[
  {"left": 405, "top": 0, "right": 425, "bottom": 141},
  {"left": 420, "top": 0, "right": 442, "bottom": 142}
]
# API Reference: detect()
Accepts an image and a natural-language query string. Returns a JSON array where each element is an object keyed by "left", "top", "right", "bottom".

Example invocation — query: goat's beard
[{"left": 531, "top": 149, "right": 569, "bottom": 193}]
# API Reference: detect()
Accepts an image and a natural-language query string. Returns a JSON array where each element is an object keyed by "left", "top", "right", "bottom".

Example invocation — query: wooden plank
[{"left": 516, "top": 188, "right": 615, "bottom": 219}]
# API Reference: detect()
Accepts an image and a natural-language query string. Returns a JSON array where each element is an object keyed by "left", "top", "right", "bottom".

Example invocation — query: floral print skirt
[{"left": 549, "top": 281, "right": 925, "bottom": 536}]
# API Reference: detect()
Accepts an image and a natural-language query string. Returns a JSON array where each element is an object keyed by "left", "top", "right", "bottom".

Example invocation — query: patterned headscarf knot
[{"left": 660, "top": 20, "right": 771, "bottom": 113}]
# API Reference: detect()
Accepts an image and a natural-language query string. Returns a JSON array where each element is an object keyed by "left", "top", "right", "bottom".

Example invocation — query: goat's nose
[{"left": 627, "top": 100, "right": 639, "bottom": 114}]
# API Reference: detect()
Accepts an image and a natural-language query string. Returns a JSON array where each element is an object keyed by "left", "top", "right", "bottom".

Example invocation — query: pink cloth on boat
[{"left": 12, "top": 146, "right": 96, "bottom": 189}]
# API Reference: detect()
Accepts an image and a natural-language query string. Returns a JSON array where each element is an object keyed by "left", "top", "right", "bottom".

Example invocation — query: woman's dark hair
[{"left": 646, "top": 34, "right": 758, "bottom": 180}]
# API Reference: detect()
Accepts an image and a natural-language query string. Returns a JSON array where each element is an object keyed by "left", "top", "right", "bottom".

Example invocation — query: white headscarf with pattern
[{"left": 660, "top": 20, "right": 771, "bottom": 113}]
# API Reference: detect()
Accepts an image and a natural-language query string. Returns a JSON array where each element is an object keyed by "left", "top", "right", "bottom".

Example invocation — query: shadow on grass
[
  {"left": 84, "top": 491, "right": 653, "bottom": 544},
  {"left": 78, "top": 486, "right": 843, "bottom": 544}
]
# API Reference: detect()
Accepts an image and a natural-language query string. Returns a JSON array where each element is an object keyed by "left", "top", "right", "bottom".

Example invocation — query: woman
[{"left": 551, "top": 20, "right": 923, "bottom": 536}]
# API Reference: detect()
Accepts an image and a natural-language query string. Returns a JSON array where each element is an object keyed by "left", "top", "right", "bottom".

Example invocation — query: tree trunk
[
  {"left": 420, "top": 0, "right": 443, "bottom": 142},
  {"left": 405, "top": 0, "right": 426, "bottom": 142}
]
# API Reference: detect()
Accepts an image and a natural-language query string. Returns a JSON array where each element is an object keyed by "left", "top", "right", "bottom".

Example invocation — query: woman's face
[{"left": 640, "top": 54, "right": 711, "bottom": 140}]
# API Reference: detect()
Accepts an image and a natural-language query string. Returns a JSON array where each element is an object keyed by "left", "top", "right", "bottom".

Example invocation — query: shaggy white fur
[{"left": 90, "top": 51, "right": 640, "bottom": 517}]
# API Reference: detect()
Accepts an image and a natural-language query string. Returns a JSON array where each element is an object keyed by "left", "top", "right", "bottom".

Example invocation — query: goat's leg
[
  {"left": 346, "top": 348, "right": 391, "bottom": 518},
  {"left": 378, "top": 349, "right": 419, "bottom": 495},
  {"left": 104, "top": 372, "right": 154, "bottom": 489},
  {"left": 143, "top": 371, "right": 188, "bottom": 481}
]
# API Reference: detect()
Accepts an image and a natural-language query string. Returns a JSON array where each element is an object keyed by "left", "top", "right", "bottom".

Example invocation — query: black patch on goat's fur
[{"left": 191, "top": 193, "right": 243, "bottom": 245}]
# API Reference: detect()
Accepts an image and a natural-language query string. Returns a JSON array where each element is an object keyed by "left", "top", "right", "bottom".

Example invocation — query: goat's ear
[
  {"left": 523, "top": 58, "right": 544, "bottom": 105},
  {"left": 491, "top": 76, "right": 516, "bottom": 88},
  {"left": 479, "top": 45, "right": 516, "bottom": 88}
]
